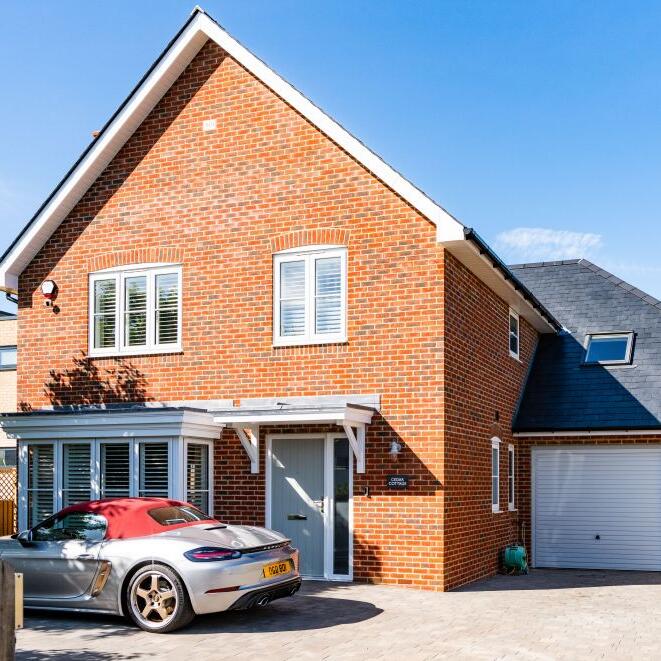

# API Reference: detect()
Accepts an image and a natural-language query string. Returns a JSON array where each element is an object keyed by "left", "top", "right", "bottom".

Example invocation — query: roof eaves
[{"left": 463, "top": 228, "right": 563, "bottom": 332}]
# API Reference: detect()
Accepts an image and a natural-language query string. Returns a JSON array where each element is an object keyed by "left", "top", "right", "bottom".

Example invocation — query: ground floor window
[
  {"left": 491, "top": 437, "right": 501, "bottom": 513},
  {"left": 22, "top": 439, "right": 212, "bottom": 529}
]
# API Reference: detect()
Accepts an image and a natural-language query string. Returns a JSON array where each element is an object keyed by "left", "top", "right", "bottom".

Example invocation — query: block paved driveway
[{"left": 16, "top": 569, "right": 661, "bottom": 660}]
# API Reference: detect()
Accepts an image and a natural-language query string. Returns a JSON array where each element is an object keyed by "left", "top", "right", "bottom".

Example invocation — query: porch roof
[{"left": 210, "top": 403, "right": 375, "bottom": 427}]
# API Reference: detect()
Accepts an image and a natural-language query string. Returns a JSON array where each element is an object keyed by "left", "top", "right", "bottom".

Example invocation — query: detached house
[{"left": 1, "top": 9, "right": 659, "bottom": 590}]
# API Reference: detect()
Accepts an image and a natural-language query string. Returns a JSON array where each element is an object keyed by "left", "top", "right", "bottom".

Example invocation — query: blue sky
[{"left": 1, "top": 1, "right": 661, "bottom": 315}]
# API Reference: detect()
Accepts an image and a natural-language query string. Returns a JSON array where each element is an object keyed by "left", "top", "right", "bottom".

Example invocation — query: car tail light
[{"left": 184, "top": 546, "right": 242, "bottom": 562}]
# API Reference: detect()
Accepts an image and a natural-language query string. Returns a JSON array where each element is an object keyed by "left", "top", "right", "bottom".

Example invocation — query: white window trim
[
  {"left": 273, "top": 246, "right": 347, "bottom": 347},
  {"left": 507, "top": 443, "right": 516, "bottom": 511},
  {"left": 508, "top": 309, "right": 520, "bottom": 360},
  {"left": 491, "top": 437, "right": 501, "bottom": 513},
  {"left": 183, "top": 438, "right": 214, "bottom": 516},
  {"left": 88, "top": 264, "right": 182, "bottom": 358},
  {"left": 583, "top": 331, "right": 634, "bottom": 366}
]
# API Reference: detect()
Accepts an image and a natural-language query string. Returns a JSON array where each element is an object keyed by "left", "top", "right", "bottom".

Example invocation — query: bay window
[
  {"left": 274, "top": 246, "right": 347, "bottom": 346},
  {"left": 89, "top": 264, "right": 182, "bottom": 357}
]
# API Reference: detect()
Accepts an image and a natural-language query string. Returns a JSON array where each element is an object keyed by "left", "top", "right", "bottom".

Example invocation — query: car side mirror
[{"left": 16, "top": 530, "right": 33, "bottom": 547}]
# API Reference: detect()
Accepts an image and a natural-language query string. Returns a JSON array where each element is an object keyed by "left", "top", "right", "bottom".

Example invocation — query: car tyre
[{"left": 126, "top": 563, "right": 195, "bottom": 633}]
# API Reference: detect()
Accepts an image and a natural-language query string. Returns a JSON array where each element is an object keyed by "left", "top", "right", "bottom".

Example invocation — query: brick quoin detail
[{"left": 16, "top": 39, "right": 536, "bottom": 591}]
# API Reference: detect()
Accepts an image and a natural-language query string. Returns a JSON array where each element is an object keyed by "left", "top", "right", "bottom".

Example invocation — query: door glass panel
[
  {"left": 101, "top": 443, "right": 131, "bottom": 498},
  {"left": 333, "top": 438, "right": 350, "bottom": 575},
  {"left": 139, "top": 443, "right": 169, "bottom": 497},
  {"left": 62, "top": 444, "right": 91, "bottom": 507},
  {"left": 27, "top": 444, "right": 54, "bottom": 528},
  {"left": 186, "top": 444, "right": 209, "bottom": 513}
]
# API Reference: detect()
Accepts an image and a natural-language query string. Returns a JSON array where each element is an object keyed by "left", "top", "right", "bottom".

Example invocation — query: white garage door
[{"left": 533, "top": 446, "right": 661, "bottom": 570}]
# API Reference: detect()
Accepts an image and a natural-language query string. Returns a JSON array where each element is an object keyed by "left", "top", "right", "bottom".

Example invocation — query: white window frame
[
  {"left": 507, "top": 443, "right": 515, "bottom": 511},
  {"left": 491, "top": 437, "right": 501, "bottom": 513},
  {"left": 583, "top": 331, "right": 634, "bottom": 366},
  {"left": 273, "top": 245, "right": 347, "bottom": 347},
  {"left": 508, "top": 309, "right": 520, "bottom": 360},
  {"left": 183, "top": 439, "right": 214, "bottom": 515},
  {"left": 88, "top": 263, "right": 182, "bottom": 358}
]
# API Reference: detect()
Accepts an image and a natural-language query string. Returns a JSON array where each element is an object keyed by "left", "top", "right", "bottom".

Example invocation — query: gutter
[{"left": 463, "top": 228, "right": 562, "bottom": 332}]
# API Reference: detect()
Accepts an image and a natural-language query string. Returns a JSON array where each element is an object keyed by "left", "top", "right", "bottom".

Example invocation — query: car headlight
[{"left": 184, "top": 546, "right": 242, "bottom": 562}]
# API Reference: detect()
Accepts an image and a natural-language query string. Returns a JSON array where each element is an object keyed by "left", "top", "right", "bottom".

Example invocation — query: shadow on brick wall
[{"left": 19, "top": 351, "right": 150, "bottom": 410}]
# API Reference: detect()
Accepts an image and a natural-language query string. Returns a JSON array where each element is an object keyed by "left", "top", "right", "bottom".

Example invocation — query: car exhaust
[{"left": 256, "top": 595, "right": 270, "bottom": 607}]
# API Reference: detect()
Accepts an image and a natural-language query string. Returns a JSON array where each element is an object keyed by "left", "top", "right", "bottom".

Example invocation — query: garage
[{"left": 532, "top": 446, "right": 661, "bottom": 570}]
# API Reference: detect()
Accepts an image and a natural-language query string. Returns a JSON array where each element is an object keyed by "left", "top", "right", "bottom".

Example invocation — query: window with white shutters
[
  {"left": 100, "top": 443, "right": 131, "bottom": 498},
  {"left": 139, "top": 443, "right": 169, "bottom": 497},
  {"left": 27, "top": 444, "right": 55, "bottom": 528},
  {"left": 274, "top": 247, "right": 347, "bottom": 346},
  {"left": 186, "top": 444, "right": 209, "bottom": 513},
  {"left": 89, "top": 265, "right": 181, "bottom": 356},
  {"left": 62, "top": 444, "right": 91, "bottom": 508},
  {"left": 491, "top": 438, "right": 501, "bottom": 513}
]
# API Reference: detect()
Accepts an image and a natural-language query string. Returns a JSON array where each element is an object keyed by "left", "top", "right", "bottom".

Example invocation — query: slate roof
[{"left": 511, "top": 259, "right": 661, "bottom": 432}]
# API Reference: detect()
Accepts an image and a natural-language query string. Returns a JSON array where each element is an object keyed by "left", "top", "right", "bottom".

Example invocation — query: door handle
[
  {"left": 75, "top": 554, "right": 95, "bottom": 560},
  {"left": 287, "top": 514, "right": 307, "bottom": 521}
]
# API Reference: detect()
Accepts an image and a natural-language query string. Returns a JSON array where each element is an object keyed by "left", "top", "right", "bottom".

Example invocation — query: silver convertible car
[{"left": 0, "top": 498, "right": 301, "bottom": 632}]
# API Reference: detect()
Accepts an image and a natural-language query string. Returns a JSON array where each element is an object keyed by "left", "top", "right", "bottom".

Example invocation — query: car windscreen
[{"left": 148, "top": 505, "right": 213, "bottom": 526}]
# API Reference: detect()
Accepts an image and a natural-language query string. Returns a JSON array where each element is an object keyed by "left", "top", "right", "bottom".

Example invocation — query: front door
[{"left": 270, "top": 437, "right": 325, "bottom": 577}]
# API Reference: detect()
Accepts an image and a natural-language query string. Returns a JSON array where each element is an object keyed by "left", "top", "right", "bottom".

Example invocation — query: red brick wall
[
  {"left": 442, "top": 252, "right": 538, "bottom": 590},
  {"left": 17, "top": 40, "right": 448, "bottom": 589},
  {"left": 517, "top": 434, "right": 661, "bottom": 563}
]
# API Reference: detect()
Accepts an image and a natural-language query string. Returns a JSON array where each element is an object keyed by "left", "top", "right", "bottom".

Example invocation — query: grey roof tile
[{"left": 510, "top": 260, "right": 661, "bottom": 432}]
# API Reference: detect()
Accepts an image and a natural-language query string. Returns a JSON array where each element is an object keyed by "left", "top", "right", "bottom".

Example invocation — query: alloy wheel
[{"left": 130, "top": 570, "right": 178, "bottom": 628}]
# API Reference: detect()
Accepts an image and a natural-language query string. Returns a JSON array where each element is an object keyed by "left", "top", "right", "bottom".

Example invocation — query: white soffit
[
  {"left": 0, "top": 9, "right": 463, "bottom": 291},
  {"left": 443, "top": 239, "right": 555, "bottom": 333}
]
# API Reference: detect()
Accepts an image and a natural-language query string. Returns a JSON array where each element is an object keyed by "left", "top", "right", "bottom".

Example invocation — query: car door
[{"left": 0, "top": 510, "right": 106, "bottom": 599}]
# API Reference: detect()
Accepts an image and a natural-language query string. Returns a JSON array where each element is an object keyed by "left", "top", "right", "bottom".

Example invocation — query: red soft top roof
[{"left": 57, "top": 498, "right": 219, "bottom": 540}]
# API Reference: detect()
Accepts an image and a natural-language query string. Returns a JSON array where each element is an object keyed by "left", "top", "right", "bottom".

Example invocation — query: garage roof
[{"left": 513, "top": 259, "right": 661, "bottom": 433}]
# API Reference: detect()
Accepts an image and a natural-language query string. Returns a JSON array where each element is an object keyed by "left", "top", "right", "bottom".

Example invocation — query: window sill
[
  {"left": 508, "top": 506, "right": 517, "bottom": 512},
  {"left": 273, "top": 337, "right": 348, "bottom": 348},
  {"left": 509, "top": 352, "right": 521, "bottom": 362},
  {"left": 492, "top": 507, "right": 502, "bottom": 514},
  {"left": 89, "top": 346, "right": 183, "bottom": 359}
]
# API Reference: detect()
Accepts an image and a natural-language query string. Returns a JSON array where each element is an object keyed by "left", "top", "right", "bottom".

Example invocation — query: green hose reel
[{"left": 502, "top": 544, "right": 529, "bottom": 574}]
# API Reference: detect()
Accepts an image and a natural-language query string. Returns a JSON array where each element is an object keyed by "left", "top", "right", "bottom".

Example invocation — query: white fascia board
[
  {"left": 515, "top": 429, "right": 661, "bottom": 438},
  {"left": 213, "top": 406, "right": 374, "bottom": 427},
  {"left": 0, "top": 12, "right": 464, "bottom": 290},
  {"left": 0, "top": 409, "right": 220, "bottom": 441}
]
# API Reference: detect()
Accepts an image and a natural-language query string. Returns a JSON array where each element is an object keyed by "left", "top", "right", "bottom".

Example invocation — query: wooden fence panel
[{"left": 0, "top": 468, "right": 16, "bottom": 537}]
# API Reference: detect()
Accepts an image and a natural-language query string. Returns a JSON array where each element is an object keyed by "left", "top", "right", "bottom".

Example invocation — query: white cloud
[{"left": 494, "top": 227, "right": 603, "bottom": 263}]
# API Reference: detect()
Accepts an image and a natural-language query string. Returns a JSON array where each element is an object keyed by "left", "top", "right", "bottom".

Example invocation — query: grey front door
[{"left": 270, "top": 437, "right": 325, "bottom": 577}]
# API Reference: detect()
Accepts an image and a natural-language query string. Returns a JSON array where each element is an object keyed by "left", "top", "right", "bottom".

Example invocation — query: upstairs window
[
  {"left": 89, "top": 264, "right": 182, "bottom": 356},
  {"left": 273, "top": 246, "right": 347, "bottom": 346},
  {"left": 584, "top": 332, "right": 634, "bottom": 365},
  {"left": 508, "top": 309, "right": 520, "bottom": 360}
]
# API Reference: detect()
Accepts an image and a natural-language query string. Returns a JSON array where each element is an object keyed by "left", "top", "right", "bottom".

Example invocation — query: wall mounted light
[
  {"left": 40, "top": 280, "right": 57, "bottom": 307},
  {"left": 389, "top": 439, "right": 403, "bottom": 461}
]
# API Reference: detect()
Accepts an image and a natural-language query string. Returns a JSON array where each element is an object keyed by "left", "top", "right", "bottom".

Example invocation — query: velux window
[
  {"left": 89, "top": 265, "right": 182, "bottom": 356},
  {"left": 584, "top": 332, "right": 634, "bottom": 365},
  {"left": 273, "top": 246, "right": 347, "bottom": 346}
]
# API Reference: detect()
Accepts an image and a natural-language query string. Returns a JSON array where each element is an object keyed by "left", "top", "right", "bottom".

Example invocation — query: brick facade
[{"left": 15, "top": 40, "right": 536, "bottom": 589}]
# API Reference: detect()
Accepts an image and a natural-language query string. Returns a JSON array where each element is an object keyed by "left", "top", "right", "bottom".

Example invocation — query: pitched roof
[
  {"left": 0, "top": 8, "right": 556, "bottom": 332},
  {"left": 512, "top": 259, "right": 661, "bottom": 432}
]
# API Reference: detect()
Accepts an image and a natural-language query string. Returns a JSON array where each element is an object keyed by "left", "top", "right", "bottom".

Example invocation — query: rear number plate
[{"left": 263, "top": 560, "right": 292, "bottom": 578}]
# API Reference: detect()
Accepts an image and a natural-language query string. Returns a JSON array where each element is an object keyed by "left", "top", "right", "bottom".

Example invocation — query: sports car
[{"left": 0, "top": 497, "right": 301, "bottom": 632}]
